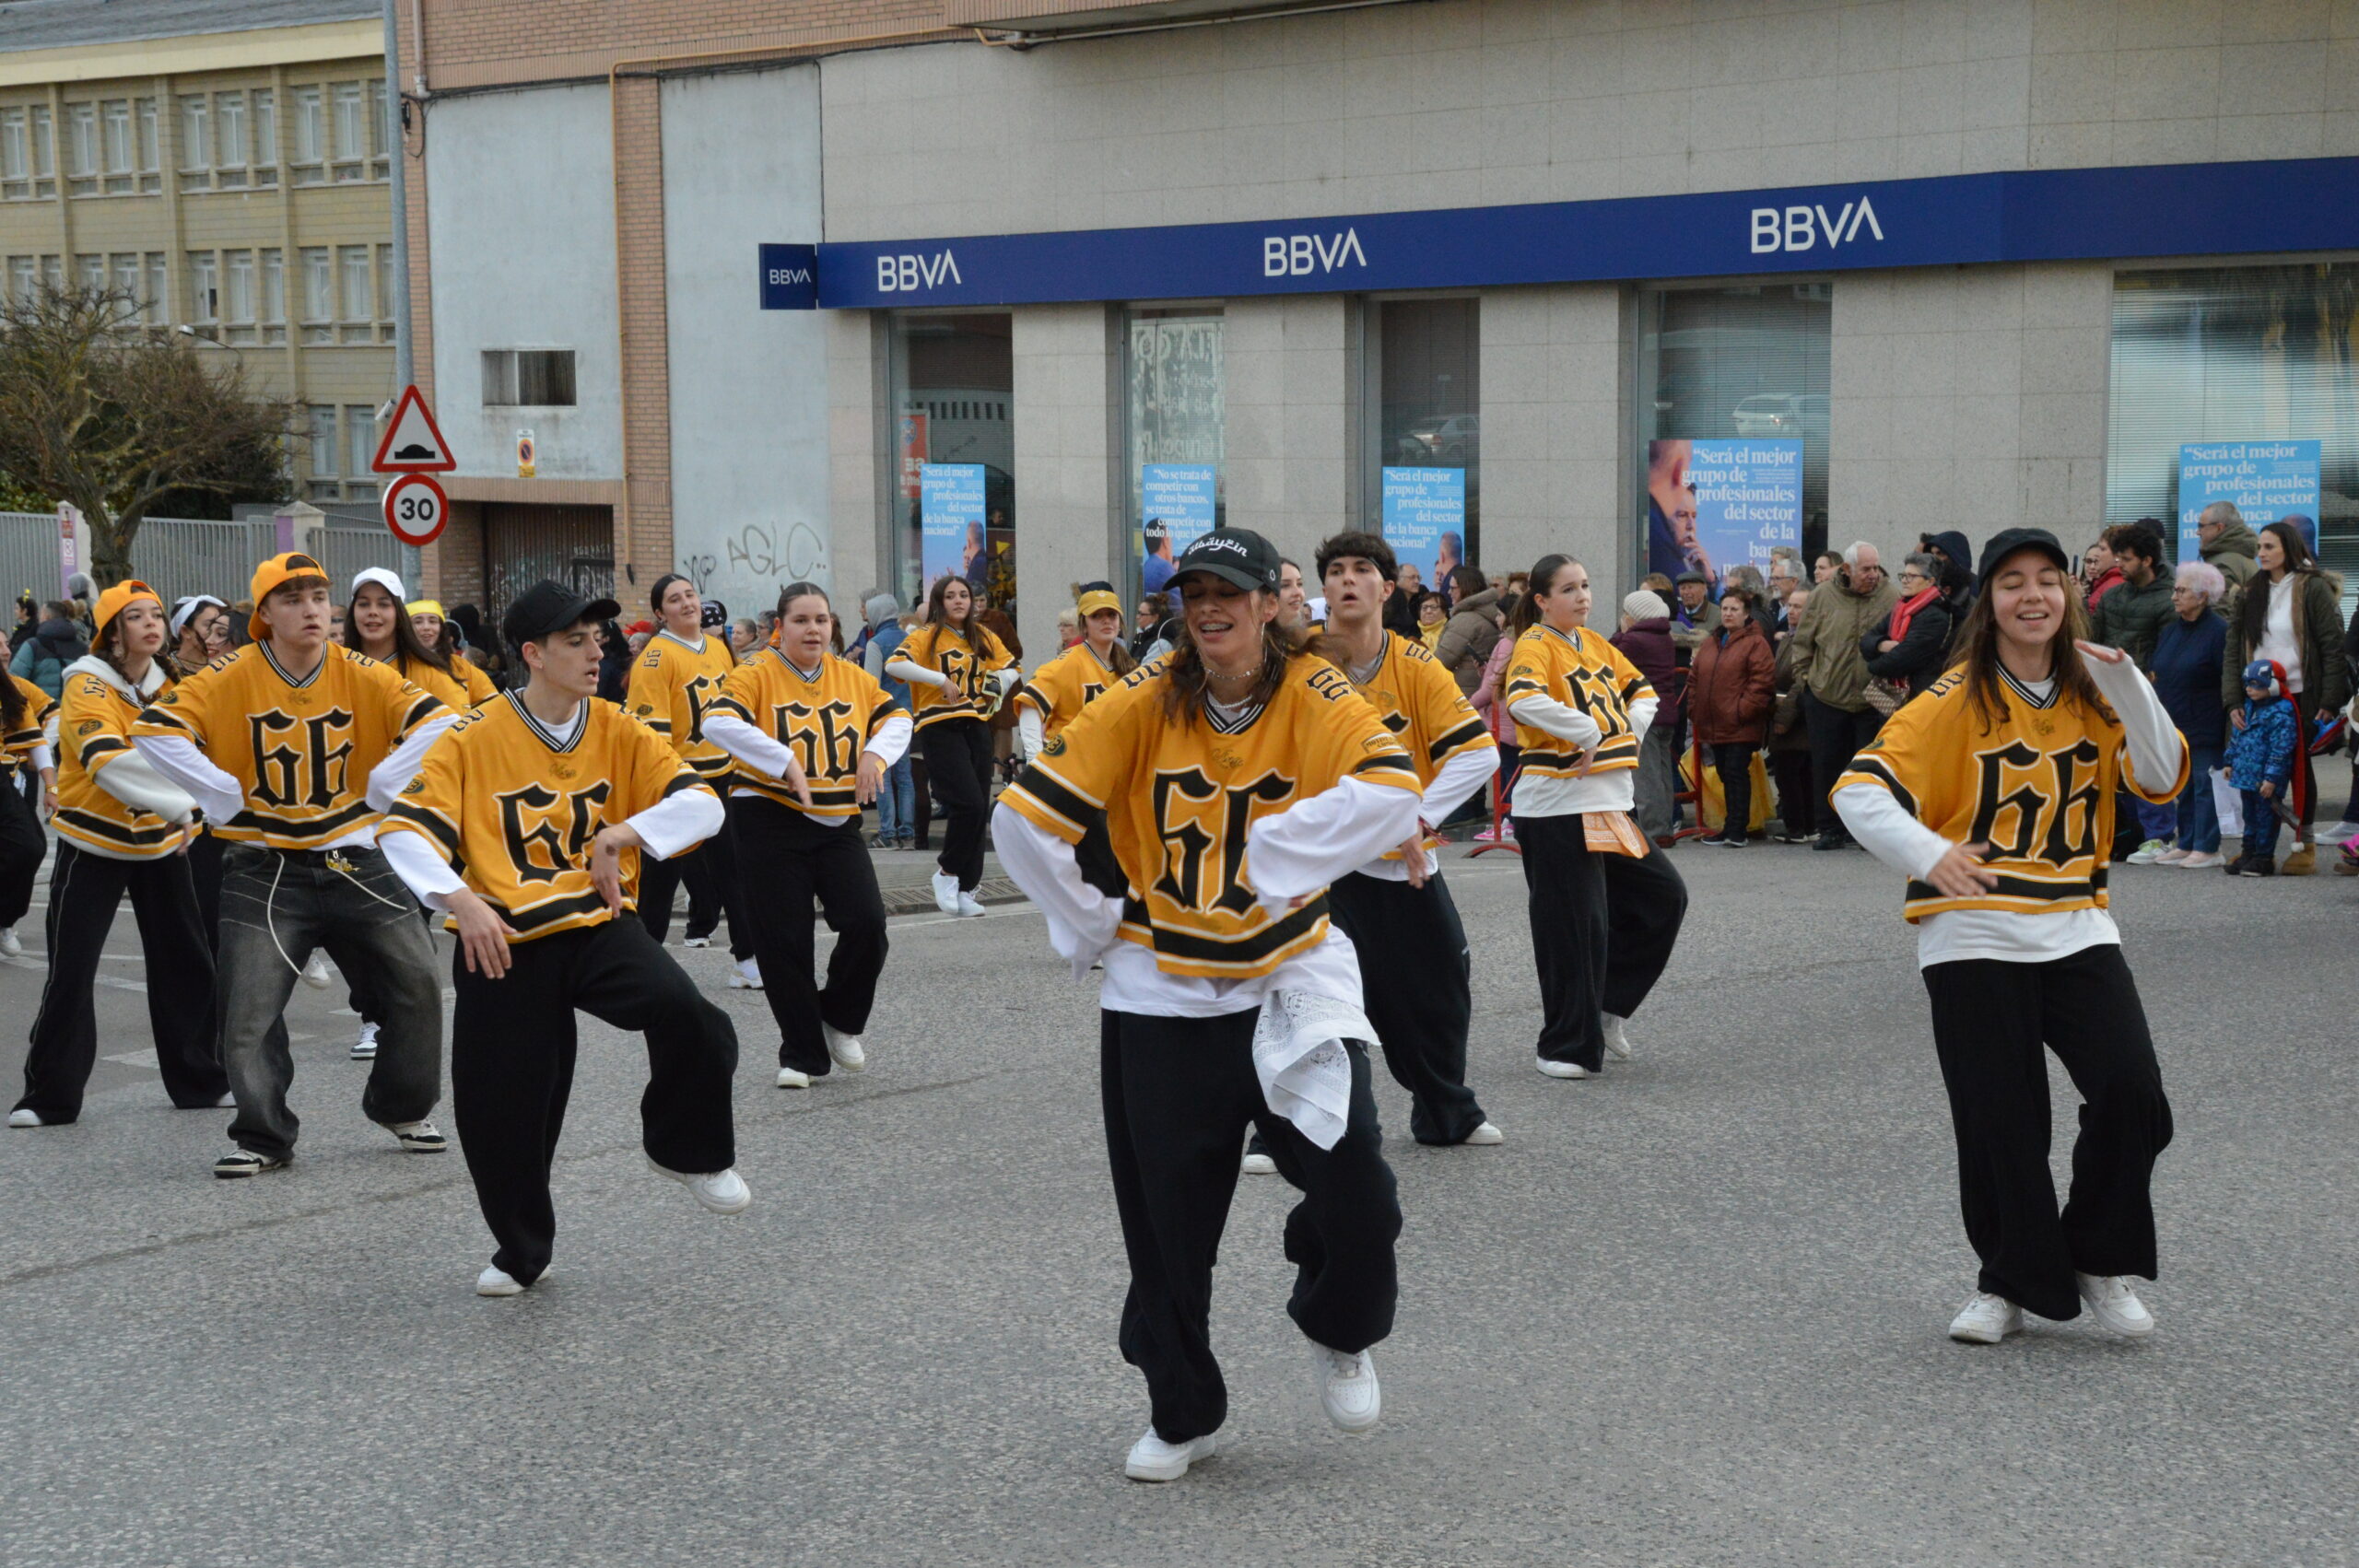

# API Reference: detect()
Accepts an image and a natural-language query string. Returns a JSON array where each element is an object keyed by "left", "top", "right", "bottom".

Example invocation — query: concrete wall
[
  {"left": 425, "top": 82, "right": 621, "bottom": 484},
  {"left": 827, "top": 308, "right": 886, "bottom": 610},
  {"left": 1009, "top": 303, "right": 1121, "bottom": 661},
  {"left": 1479, "top": 283, "right": 1627, "bottom": 584},
  {"left": 661, "top": 64, "right": 831, "bottom": 614},
  {"left": 1221, "top": 294, "right": 1356, "bottom": 569}
]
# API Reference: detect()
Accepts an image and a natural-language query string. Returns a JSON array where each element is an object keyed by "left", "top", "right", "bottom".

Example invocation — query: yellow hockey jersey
[
  {"left": 1001, "top": 653, "right": 1421, "bottom": 979},
  {"left": 626, "top": 629, "right": 737, "bottom": 780},
  {"left": 1014, "top": 641, "right": 1126, "bottom": 737},
  {"left": 131, "top": 642, "right": 444, "bottom": 848},
  {"left": 710, "top": 649, "right": 905, "bottom": 819},
  {"left": 1502, "top": 625, "right": 1650, "bottom": 782},
  {"left": 399, "top": 649, "right": 496, "bottom": 715},
  {"left": 1336, "top": 631, "right": 1496, "bottom": 860},
  {"left": 1836, "top": 665, "right": 2190, "bottom": 922},
  {"left": 1, "top": 673, "right": 55, "bottom": 778},
  {"left": 56, "top": 664, "right": 182, "bottom": 858},
  {"left": 380, "top": 692, "right": 710, "bottom": 942},
  {"left": 898, "top": 621, "right": 1015, "bottom": 731}
]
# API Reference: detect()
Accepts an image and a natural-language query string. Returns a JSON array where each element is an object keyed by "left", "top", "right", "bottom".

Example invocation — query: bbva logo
[
  {"left": 1750, "top": 198, "right": 1884, "bottom": 254},
  {"left": 875, "top": 250, "right": 963, "bottom": 292},
  {"left": 1263, "top": 228, "right": 1368, "bottom": 277},
  {"left": 768, "top": 265, "right": 813, "bottom": 287}
]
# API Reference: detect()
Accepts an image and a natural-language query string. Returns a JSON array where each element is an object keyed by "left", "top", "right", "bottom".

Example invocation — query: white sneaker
[
  {"left": 0, "top": 926, "right": 20, "bottom": 957},
  {"left": 475, "top": 1265, "right": 531, "bottom": 1297},
  {"left": 775, "top": 1065, "right": 811, "bottom": 1089},
  {"left": 2177, "top": 850, "right": 2224, "bottom": 869},
  {"left": 932, "top": 872, "right": 961, "bottom": 916},
  {"left": 2125, "top": 838, "right": 2169, "bottom": 864},
  {"left": 212, "top": 1092, "right": 236, "bottom": 1108},
  {"left": 351, "top": 1022, "right": 379, "bottom": 1060},
  {"left": 1602, "top": 1013, "right": 1635, "bottom": 1061},
  {"left": 387, "top": 1119, "right": 446, "bottom": 1153},
  {"left": 1535, "top": 1056, "right": 1591, "bottom": 1079},
  {"left": 957, "top": 891, "right": 986, "bottom": 918},
  {"left": 1313, "top": 1344, "right": 1381, "bottom": 1433},
  {"left": 2152, "top": 847, "right": 2191, "bottom": 865},
  {"left": 681, "top": 934, "right": 710, "bottom": 948},
  {"left": 7, "top": 1107, "right": 41, "bottom": 1127},
  {"left": 1124, "top": 1426, "right": 1218, "bottom": 1482},
  {"left": 649, "top": 1157, "right": 752, "bottom": 1214},
  {"left": 1948, "top": 1291, "right": 2025, "bottom": 1344},
  {"left": 299, "top": 951, "right": 334, "bottom": 989},
  {"left": 2076, "top": 1272, "right": 2156, "bottom": 1338},
  {"left": 1462, "top": 1121, "right": 1504, "bottom": 1145},
  {"left": 728, "top": 956, "right": 763, "bottom": 989},
  {"left": 1240, "top": 1150, "right": 1277, "bottom": 1175},
  {"left": 822, "top": 1024, "right": 865, "bottom": 1072}
]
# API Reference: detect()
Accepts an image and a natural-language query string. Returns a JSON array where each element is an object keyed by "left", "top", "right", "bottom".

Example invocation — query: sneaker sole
[
  {"left": 1239, "top": 1155, "right": 1277, "bottom": 1175},
  {"left": 213, "top": 1160, "right": 287, "bottom": 1179},
  {"left": 2081, "top": 1302, "right": 2155, "bottom": 1338},
  {"left": 1948, "top": 1322, "right": 2019, "bottom": 1345},
  {"left": 1125, "top": 1436, "right": 1217, "bottom": 1482}
]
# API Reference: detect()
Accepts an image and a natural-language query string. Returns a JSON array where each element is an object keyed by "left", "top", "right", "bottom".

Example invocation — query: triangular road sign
[{"left": 371, "top": 385, "right": 456, "bottom": 474}]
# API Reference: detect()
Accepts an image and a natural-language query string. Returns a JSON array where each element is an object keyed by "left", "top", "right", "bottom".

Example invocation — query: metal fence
[{"left": 0, "top": 512, "right": 402, "bottom": 605}]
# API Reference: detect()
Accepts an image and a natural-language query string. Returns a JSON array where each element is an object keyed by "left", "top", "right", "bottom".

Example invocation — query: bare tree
[{"left": 0, "top": 287, "right": 296, "bottom": 586}]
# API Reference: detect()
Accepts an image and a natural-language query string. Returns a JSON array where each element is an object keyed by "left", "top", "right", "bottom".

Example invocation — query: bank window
[
  {"left": 1124, "top": 308, "right": 1224, "bottom": 606},
  {"left": 482, "top": 349, "right": 577, "bottom": 407},
  {"left": 2110, "top": 263, "right": 2359, "bottom": 601},
  {"left": 1635, "top": 283, "right": 1832, "bottom": 580},
  {"left": 1365, "top": 297, "right": 1479, "bottom": 601},
  {"left": 885, "top": 312, "right": 1016, "bottom": 615}
]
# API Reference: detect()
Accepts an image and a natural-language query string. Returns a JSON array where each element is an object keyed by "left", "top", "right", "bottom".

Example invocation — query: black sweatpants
[
  {"left": 639, "top": 807, "right": 752, "bottom": 960},
  {"left": 1102, "top": 1008, "right": 1401, "bottom": 1445},
  {"left": 188, "top": 829, "right": 223, "bottom": 952},
  {"left": 1769, "top": 747, "right": 1815, "bottom": 838},
  {"left": 1921, "top": 945, "right": 2173, "bottom": 1322},
  {"left": 450, "top": 917, "right": 738, "bottom": 1285},
  {"left": 1802, "top": 689, "right": 1884, "bottom": 840},
  {"left": 922, "top": 720, "right": 994, "bottom": 891},
  {"left": 731, "top": 794, "right": 889, "bottom": 1078},
  {"left": 14, "top": 840, "right": 225, "bottom": 1122},
  {"left": 1514, "top": 813, "right": 1688, "bottom": 1071},
  {"left": 1711, "top": 742, "right": 1757, "bottom": 842},
  {"left": 0, "top": 773, "right": 44, "bottom": 930},
  {"left": 1327, "top": 870, "right": 1486, "bottom": 1145}
]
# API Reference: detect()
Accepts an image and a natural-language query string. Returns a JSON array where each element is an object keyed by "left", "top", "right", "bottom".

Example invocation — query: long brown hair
[
  {"left": 1157, "top": 586, "right": 1307, "bottom": 725},
  {"left": 343, "top": 582, "right": 454, "bottom": 681},
  {"left": 1494, "top": 553, "right": 1576, "bottom": 703},
  {"left": 94, "top": 598, "right": 182, "bottom": 691},
  {"left": 1951, "top": 560, "right": 2112, "bottom": 733},
  {"left": 923, "top": 573, "right": 994, "bottom": 653},
  {"left": 2234, "top": 520, "right": 2319, "bottom": 659}
]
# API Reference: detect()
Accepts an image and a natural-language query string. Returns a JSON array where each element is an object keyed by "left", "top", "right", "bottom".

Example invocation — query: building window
[
  {"left": 482, "top": 349, "right": 577, "bottom": 407},
  {"left": 187, "top": 252, "right": 218, "bottom": 325},
  {"left": 338, "top": 244, "right": 371, "bottom": 341},
  {"left": 41, "top": 255, "right": 62, "bottom": 293},
  {"left": 291, "top": 87, "right": 323, "bottom": 181},
  {"left": 884, "top": 314, "right": 1015, "bottom": 614},
  {"left": 75, "top": 253, "right": 102, "bottom": 292},
  {"left": 2110, "top": 263, "right": 2359, "bottom": 596},
  {"left": 100, "top": 99, "right": 135, "bottom": 193},
  {"left": 135, "top": 97, "right": 159, "bottom": 191},
  {"left": 368, "top": 78, "right": 391, "bottom": 176},
  {"left": 65, "top": 102, "right": 96, "bottom": 194},
  {"left": 252, "top": 89, "right": 276, "bottom": 181},
  {"left": 223, "top": 250, "right": 255, "bottom": 342},
  {"left": 330, "top": 82, "right": 366, "bottom": 181},
  {"left": 7, "top": 255, "right": 32, "bottom": 305},
  {"left": 376, "top": 245, "right": 394, "bottom": 341},
  {"left": 213, "top": 91, "right": 247, "bottom": 188},
  {"left": 1635, "top": 283, "right": 1832, "bottom": 577},
  {"left": 144, "top": 252, "right": 165, "bottom": 324},
  {"left": 299, "top": 247, "right": 331, "bottom": 342},
  {"left": 345, "top": 406, "right": 378, "bottom": 496},
  {"left": 1367, "top": 298, "right": 1479, "bottom": 598},
  {"left": 1, "top": 109, "right": 26, "bottom": 197},
  {"left": 260, "top": 248, "right": 284, "bottom": 340},
  {"left": 177, "top": 94, "right": 209, "bottom": 179},
  {"left": 1124, "top": 309, "right": 1224, "bottom": 605},
  {"left": 109, "top": 252, "right": 137, "bottom": 302},
  {"left": 28, "top": 107, "right": 51, "bottom": 197},
  {"left": 307, "top": 404, "right": 339, "bottom": 497}
]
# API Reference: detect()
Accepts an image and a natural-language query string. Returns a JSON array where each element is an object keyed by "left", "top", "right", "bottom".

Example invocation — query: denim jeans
[
  {"left": 2174, "top": 743, "right": 2223, "bottom": 854},
  {"left": 217, "top": 843, "right": 444, "bottom": 1160},
  {"left": 2241, "top": 790, "right": 2283, "bottom": 860},
  {"left": 874, "top": 755, "right": 915, "bottom": 841}
]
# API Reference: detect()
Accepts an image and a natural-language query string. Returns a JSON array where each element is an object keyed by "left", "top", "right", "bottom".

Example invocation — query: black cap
[
  {"left": 1169, "top": 528, "right": 1282, "bottom": 594},
  {"left": 700, "top": 598, "right": 728, "bottom": 629},
  {"left": 501, "top": 579, "right": 622, "bottom": 650},
  {"left": 1975, "top": 527, "right": 2071, "bottom": 585},
  {"left": 1674, "top": 568, "right": 1709, "bottom": 586}
]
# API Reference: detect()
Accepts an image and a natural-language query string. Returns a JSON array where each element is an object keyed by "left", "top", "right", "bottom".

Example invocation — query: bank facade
[{"left": 406, "top": 0, "right": 2359, "bottom": 657}]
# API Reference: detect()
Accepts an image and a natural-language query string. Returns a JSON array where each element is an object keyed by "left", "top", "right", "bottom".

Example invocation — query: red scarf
[{"left": 1885, "top": 583, "right": 1941, "bottom": 647}]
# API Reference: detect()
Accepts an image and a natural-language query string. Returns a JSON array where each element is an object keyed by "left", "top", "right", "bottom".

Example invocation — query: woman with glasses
[{"left": 1860, "top": 552, "right": 1955, "bottom": 708}]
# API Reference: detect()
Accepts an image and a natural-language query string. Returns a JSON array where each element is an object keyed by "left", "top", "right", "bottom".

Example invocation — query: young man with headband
[
  {"left": 132, "top": 552, "right": 455, "bottom": 1177},
  {"left": 378, "top": 579, "right": 747, "bottom": 1297}
]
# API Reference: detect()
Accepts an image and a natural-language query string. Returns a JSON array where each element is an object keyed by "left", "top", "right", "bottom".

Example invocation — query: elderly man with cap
[
  {"left": 130, "top": 552, "right": 456, "bottom": 1178},
  {"left": 378, "top": 579, "right": 746, "bottom": 1297}
]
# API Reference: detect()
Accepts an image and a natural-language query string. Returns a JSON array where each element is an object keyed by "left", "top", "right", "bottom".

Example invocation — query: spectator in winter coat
[
  {"left": 1768, "top": 587, "right": 1816, "bottom": 841},
  {"left": 2091, "top": 523, "right": 2175, "bottom": 669},
  {"left": 1787, "top": 543, "right": 1899, "bottom": 848},
  {"left": 2197, "top": 502, "right": 2261, "bottom": 594},
  {"left": 1919, "top": 529, "right": 1977, "bottom": 628},
  {"left": 1859, "top": 553, "right": 1954, "bottom": 703},
  {"left": 2082, "top": 537, "right": 2124, "bottom": 611},
  {"left": 2224, "top": 659, "right": 2300, "bottom": 876},
  {"left": 1690, "top": 589, "right": 1777, "bottom": 846},
  {"left": 2142, "top": 561, "right": 2229, "bottom": 868},
  {"left": 2221, "top": 520, "right": 2348, "bottom": 876},
  {"left": 1614, "top": 589, "right": 1683, "bottom": 839},
  {"left": 9, "top": 601, "right": 85, "bottom": 697},
  {"left": 7, "top": 593, "right": 34, "bottom": 657},
  {"left": 1433, "top": 568, "right": 1503, "bottom": 696},
  {"left": 1669, "top": 569, "right": 1714, "bottom": 659}
]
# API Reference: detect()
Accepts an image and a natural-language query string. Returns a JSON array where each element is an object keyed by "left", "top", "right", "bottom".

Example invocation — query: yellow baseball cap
[
  {"left": 247, "top": 552, "right": 331, "bottom": 639},
  {"left": 91, "top": 579, "right": 161, "bottom": 642},
  {"left": 406, "top": 598, "right": 446, "bottom": 620},
  {"left": 1076, "top": 581, "right": 1121, "bottom": 618}
]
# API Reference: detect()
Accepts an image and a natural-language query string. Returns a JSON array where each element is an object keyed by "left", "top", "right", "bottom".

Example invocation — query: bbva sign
[
  {"left": 875, "top": 250, "right": 964, "bottom": 291},
  {"left": 1750, "top": 198, "right": 1885, "bottom": 254},
  {"left": 1263, "top": 228, "right": 1368, "bottom": 276}
]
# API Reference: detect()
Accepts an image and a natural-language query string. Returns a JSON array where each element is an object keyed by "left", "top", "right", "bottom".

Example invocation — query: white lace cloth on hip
[{"left": 1252, "top": 989, "right": 1374, "bottom": 1152}]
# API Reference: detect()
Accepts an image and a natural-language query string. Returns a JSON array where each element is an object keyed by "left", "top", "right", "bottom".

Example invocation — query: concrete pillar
[
  {"left": 1221, "top": 294, "right": 1354, "bottom": 568},
  {"left": 1479, "top": 284, "right": 1625, "bottom": 587},
  {"left": 827, "top": 309, "right": 884, "bottom": 605},
  {"left": 1010, "top": 303, "right": 1122, "bottom": 662}
]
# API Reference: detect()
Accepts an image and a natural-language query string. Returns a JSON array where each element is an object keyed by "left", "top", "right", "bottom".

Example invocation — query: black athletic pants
[
  {"left": 0, "top": 772, "right": 44, "bottom": 930},
  {"left": 14, "top": 840, "right": 225, "bottom": 1122},
  {"left": 1769, "top": 748, "right": 1815, "bottom": 838},
  {"left": 450, "top": 916, "right": 738, "bottom": 1285},
  {"left": 1513, "top": 813, "right": 1687, "bottom": 1071},
  {"left": 1802, "top": 689, "right": 1884, "bottom": 840},
  {"left": 1102, "top": 1008, "right": 1401, "bottom": 1445},
  {"left": 1921, "top": 946, "right": 2172, "bottom": 1322},
  {"left": 638, "top": 807, "right": 752, "bottom": 960},
  {"left": 922, "top": 720, "right": 993, "bottom": 891},
  {"left": 1327, "top": 870, "right": 1486, "bottom": 1145},
  {"left": 187, "top": 829, "right": 223, "bottom": 953},
  {"left": 731, "top": 794, "right": 889, "bottom": 1078}
]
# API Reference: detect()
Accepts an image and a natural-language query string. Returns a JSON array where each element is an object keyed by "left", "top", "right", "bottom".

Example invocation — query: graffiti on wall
[{"left": 675, "top": 520, "right": 831, "bottom": 616}]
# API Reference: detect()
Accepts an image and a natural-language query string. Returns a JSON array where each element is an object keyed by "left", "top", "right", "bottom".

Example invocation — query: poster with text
[
  {"left": 1647, "top": 439, "right": 1802, "bottom": 592},
  {"left": 2177, "top": 440, "right": 2319, "bottom": 562},
  {"left": 1381, "top": 468, "right": 1468, "bottom": 604},
  {"left": 920, "top": 462, "right": 987, "bottom": 598},
  {"left": 1139, "top": 463, "right": 1217, "bottom": 601}
]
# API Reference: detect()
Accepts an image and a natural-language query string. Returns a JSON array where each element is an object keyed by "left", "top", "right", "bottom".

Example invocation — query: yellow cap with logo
[
  {"left": 1075, "top": 580, "right": 1122, "bottom": 619},
  {"left": 91, "top": 579, "right": 161, "bottom": 643}
]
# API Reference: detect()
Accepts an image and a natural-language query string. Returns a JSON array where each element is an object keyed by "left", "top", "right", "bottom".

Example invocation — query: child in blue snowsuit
[{"left": 2225, "top": 658, "right": 2299, "bottom": 876}]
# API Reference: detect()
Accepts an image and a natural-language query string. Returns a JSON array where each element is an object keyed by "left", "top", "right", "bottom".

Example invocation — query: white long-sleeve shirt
[
  {"left": 135, "top": 711, "right": 456, "bottom": 852},
  {"left": 1505, "top": 691, "right": 1659, "bottom": 816},
  {"left": 700, "top": 708, "right": 913, "bottom": 829},
  {"left": 1354, "top": 742, "right": 1499, "bottom": 883}
]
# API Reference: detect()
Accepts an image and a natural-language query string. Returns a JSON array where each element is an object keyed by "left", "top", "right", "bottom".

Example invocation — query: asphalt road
[{"left": 2, "top": 835, "right": 2353, "bottom": 1567}]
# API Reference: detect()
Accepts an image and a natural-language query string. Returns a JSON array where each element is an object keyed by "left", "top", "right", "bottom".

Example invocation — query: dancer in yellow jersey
[
  {"left": 0, "top": 660, "right": 56, "bottom": 958},
  {"left": 887, "top": 574, "right": 1015, "bottom": 917}
]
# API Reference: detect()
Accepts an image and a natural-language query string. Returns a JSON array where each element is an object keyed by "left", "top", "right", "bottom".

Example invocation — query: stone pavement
[{"left": 0, "top": 833, "right": 2353, "bottom": 1566}]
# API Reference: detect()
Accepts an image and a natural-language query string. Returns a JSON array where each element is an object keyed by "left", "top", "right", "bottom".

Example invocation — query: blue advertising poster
[
  {"left": 1140, "top": 463, "right": 1217, "bottom": 599},
  {"left": 1380, "top": 468, "right": 1468, "bottom": 603},
  {"left": 2177, "top": 440, "right": 2320, "bottom": 561},
  {"left": 1646, "top": 439, "right": 1803, "bottom": 591},
  {"left": 919, "top": 462, "right": 988, "bottom": 597}
]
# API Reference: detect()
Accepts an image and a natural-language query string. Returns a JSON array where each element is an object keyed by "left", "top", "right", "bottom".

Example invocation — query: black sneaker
[
  {"left": 1693, "top": 831, "right": 1726, "bottom": 846},
  {"left": 1813, "top": 834, "right": 1850, "bottom": 851},
  {"left": 1718, "top": 835, "right": 1750, "bottom": 848},
  {"left": 2239, "top": 857, "right": 2277, "bottom": 878},
  {"left": 2222, "top": 853, "right": 2246, "bottom": 876},
  {"left": 214, "top": 1148, "right": 288, "bottom": 1178}
]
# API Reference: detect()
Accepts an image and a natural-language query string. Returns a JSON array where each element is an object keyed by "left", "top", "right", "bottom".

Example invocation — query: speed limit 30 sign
[{"left": 382, "top": 473, "right": 449, "bottom": 546}]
